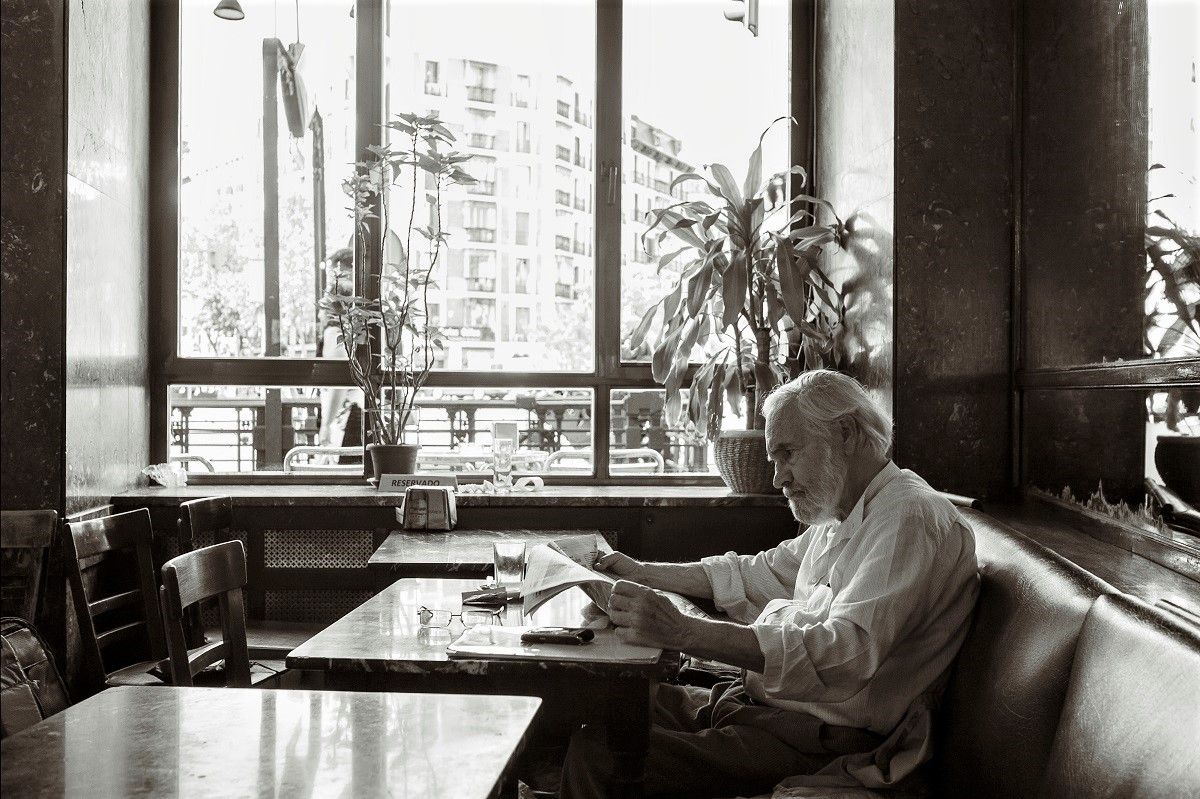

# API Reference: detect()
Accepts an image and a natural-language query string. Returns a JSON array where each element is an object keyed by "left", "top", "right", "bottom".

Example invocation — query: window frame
[{"left": 150, "top": 0, "right": 814, "bottom": 483}]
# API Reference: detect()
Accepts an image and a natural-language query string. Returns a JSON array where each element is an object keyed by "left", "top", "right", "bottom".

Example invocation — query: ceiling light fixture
[{"left": 213, "top": 0, "right": 245, "bottom": 21}]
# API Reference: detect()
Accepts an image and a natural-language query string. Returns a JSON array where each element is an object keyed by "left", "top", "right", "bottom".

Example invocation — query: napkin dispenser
[{"left": 401, "top": 486, "right": 457, "bottom": 530}]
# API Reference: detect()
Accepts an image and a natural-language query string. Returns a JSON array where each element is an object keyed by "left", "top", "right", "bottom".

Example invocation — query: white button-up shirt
[{"left": 701, "top": 461, "right": 979, "bottom": 735}]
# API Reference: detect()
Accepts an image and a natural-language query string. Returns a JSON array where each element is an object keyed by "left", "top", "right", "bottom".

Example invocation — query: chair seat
[{"left": 105, "top": 660, "right": 167, "bottom": 687}]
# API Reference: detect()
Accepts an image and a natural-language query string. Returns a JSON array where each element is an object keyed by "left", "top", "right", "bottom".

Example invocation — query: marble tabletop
[
  {"left": 286, "top": 577, "right": 675, "bottom": 678},
  {"left": 368, "top": 529, "right": 611, "bottom": 576},
  {"left": 0, "top": 686, "right": 541, "bottom": 799}
]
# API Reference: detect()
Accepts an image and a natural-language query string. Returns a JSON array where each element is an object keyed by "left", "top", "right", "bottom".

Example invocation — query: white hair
[{"left": 763, "top": 370, "right": 893, "bottom": 458}]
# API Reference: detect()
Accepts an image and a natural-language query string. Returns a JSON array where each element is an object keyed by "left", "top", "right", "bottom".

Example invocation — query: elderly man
[{"left": 560, "top": 370, "right": 979, "bottom": 799}]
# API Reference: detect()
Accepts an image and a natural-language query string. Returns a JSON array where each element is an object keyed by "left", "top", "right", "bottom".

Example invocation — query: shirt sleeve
[
  {"left": 750, "top": 507, "right": 953, "bottom": 703},
  {"left": 700, "top": 532, "right": 810, "bottom": 623}
]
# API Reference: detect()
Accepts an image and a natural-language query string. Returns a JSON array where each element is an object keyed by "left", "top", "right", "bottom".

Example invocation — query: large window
[{"left": 162, "top": 0, "right": 797, "bottom": 479}]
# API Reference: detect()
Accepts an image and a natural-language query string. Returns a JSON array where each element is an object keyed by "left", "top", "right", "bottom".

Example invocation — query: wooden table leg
[{"left": 605, "top": 676, "right": 652, "bottom": 799}]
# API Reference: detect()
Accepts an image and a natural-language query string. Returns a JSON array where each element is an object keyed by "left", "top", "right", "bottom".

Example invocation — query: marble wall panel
[
  {"left": 814, "top": 0, "right": 896, "bottom": 419},
  {"left": 65, "top": 0, "right": 151, "bottom": 516},
  {"left": 1, "top": 0, "right": 68, "bottom": 512},
  {"left": 1022, "top": 0, "right": 1147, "bottom": 369},
  {"left": 893, "top": 0, "right": 1015, "bottom": 499}
]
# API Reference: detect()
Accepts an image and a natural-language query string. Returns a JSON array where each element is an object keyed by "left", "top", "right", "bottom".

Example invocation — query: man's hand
[
  {"left": 607, "top": 580, "right": 695, "bottom": 650},
  {"left": 594, "top": 551, "right": 646, "bottom": 581}
]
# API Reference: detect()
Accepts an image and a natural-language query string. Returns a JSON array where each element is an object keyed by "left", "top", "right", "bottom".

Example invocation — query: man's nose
[{"left": 772, "top": 461, "right": 788, "bottom": 491}]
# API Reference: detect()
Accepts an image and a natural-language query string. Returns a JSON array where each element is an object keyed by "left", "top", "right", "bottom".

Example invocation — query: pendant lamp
[{"left": 213, "top": 0, "right": 245, "bottom": 20}]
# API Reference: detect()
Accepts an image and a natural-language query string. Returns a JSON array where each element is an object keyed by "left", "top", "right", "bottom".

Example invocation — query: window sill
[{"left": 112, "top": 483, "right": 787, "bottom": 508}]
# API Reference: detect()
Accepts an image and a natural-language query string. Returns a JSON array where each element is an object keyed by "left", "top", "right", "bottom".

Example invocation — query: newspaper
[
  {"left": 520, "top": 533, "right": 617, "bottom": 616},
  {"left": 520, "top": 534, "right": 713, "bottom": 621}
]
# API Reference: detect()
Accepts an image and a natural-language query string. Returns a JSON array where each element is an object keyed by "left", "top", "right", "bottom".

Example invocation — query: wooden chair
[
  {"left": 1, "top": 510, "right": 58, "bottom": 621},
  {"left": 177, "top": 496, "right": 234, "bottom": 552},
  {"left": 64, "top": 509, "right": 167, "bottom": 694},
  {"left": 159, "top": 541, "right": 280, "bottom": 688}
]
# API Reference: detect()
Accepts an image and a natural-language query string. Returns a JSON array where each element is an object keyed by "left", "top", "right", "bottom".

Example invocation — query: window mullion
[{"left": 594, "top": 0, "right": 623, "bottom": 479}]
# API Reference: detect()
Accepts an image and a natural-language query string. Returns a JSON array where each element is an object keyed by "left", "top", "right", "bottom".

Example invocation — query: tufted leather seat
[
  {"left": 933, "top": 509, "right": 1115, "bottom": 798},
  {"left": 1039, "top": 593, "right": 1200, "bottom": 799}
]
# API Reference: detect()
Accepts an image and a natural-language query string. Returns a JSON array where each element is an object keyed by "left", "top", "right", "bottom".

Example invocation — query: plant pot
[
  {"left": 367, "top": 443, "right": 419, "bottom": 481},
  {"left": 1155, "top": 435, "right": 1200, "bottom": 506},
  {"left": 714, "top": 430, "right": 776, "bottom": 495}
]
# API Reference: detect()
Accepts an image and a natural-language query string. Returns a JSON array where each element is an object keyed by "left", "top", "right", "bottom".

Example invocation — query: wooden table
[
  {"left": 367, "top": 528, "right": 610, "bottom": 580},
  {"left": 0, "top": 686, "right": 541, "bottom": 798},
  {"left": 288, "top": 578, "right": 678, "bottom": 797}
]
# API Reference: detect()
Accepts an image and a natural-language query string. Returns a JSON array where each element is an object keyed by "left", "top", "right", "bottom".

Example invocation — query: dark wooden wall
[{"left": 1020, "top": 0, "right": 1149, "bottom": 503}]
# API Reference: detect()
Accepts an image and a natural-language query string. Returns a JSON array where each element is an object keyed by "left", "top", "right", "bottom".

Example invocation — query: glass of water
[
  {"left": 492, "top": 438, "right": 515, "bottom": 493},
  {"left": 493, "top": 540, "right": 527, "bottom": 591}
]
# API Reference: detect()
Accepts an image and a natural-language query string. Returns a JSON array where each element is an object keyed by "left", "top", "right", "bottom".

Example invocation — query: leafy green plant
[
  {"left": 320, "top": 111, "right": 477, "bottom": 445},
  {"left": 627, "top": 117, "right": 846, "bottom": 439},
  {"left": 1144, "top": 172, "right": 1200, "bottom": 433}
]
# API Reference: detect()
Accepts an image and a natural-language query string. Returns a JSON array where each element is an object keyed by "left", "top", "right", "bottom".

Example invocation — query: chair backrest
[
  {"left": 1039, "top": 593, "right": 1200, "bottom": 799},
  {"left": 159, "top": 541, "right": 251, "bottom": 688},
  {"left": 178, "top": 496, "right": 233, "bottom": 552},
  {"left": 933, "top": 509, "right": 1115, "bottom": 799},
  {"left": 1, "top": 510, "right": 58, "bottom": 621},
  {"left": 63, "top": 508, "right": 166, "bottom": 693}
]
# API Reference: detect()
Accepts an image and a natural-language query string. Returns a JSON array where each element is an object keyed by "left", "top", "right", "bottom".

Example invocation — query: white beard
[{"left": 786, "top": 439, "right": 847, "bottom": 526}]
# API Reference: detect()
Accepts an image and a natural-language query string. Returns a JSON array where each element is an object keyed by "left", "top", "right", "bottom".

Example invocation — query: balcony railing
[
  {"left": 574, "top": 155, "right": 589, "bottom": 169},
  {"left": 465, "top": 227, "right": 497, "bottom": 243},
  {"left": 573, "top": 240, "right": 588, "bottom": 256},
  {"left": 633, "top": 172, "right": 649, "bottom": 186},
  {"left": 555, "top": 282, "right": 576, "bottom": 300},
  {"left": 654, "top": 179, "right": 671, "bottom": 194},
  {"left": 555, "top": 145, "right": 571, "bottom": 162},
  {"left": 466, "top": 133, "right": 496, "bottom": 149},
  {"left": 555, "top": 189, "right": 572, "bottom": 206},
  {"left": 466, "top": 276, "right": 497, "bottom": 293},
  {"left": 554, "top": 235, "right": 572, "bottom": 252},
  {"left": 466, "top": 85, "right": 495, "bottom": 102},
  {"left": 556, "top": 100, "right": 571, "bottom": 118},
  {"left": 470, "top": 180, "right": 496, "bottom": 195},
  {"left": 574, "top": 110, "right": 592, "bottom": 127},
  {"left": 424, "top": 81, "right": 444, "bottom": 96},
  {"left": 513, "top": 95, "right": 529, "bottom": 108},
  {"left": 573, "top": 197, "right": 587, "bottom": 211},
  {"left": 515, "top": 141, "right": 531, "bottom": 153}
]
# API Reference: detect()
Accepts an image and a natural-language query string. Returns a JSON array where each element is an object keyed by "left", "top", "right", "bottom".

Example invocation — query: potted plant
[
  {"left": 627, "top": 118, "right": 846, "bottom": 493},
  {"left": 1144, "top": 181, "right": 1200, "bottom": 505},
  {"left": 321, "top": 111, "right": 477, "bottom": 480}
]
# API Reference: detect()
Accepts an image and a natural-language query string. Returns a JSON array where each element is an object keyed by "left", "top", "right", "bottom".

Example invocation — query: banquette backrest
[
  {"left": 934, "top": 509, "right": 1116, "bottom": 798},
  {"left": 1039, "top": 592, "right": 1200, "bottom": 799}
]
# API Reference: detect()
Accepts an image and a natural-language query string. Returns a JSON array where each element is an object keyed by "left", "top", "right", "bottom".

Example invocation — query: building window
[{"left": 161, "top": 0, "right": 796, "bottom": 477}]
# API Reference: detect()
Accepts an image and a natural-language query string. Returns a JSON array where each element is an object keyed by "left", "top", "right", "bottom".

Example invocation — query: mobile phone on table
[{"left": 519, "top": 626, "right": 595, "bottom": 645}]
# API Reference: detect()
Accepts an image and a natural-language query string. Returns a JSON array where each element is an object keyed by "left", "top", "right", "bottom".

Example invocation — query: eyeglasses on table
[{"left": 417, "top": 605, "right": 504, "bottom": 629}]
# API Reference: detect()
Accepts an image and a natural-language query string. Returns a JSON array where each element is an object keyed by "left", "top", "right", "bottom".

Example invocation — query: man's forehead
[{"left": 765, "top": 409, "right": 804, "bottom": 448}]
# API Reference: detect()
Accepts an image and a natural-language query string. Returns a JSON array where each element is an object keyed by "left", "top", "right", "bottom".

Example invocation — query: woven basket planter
[{"left": 714, "top": 429, "right": 776, "bottom": 494}]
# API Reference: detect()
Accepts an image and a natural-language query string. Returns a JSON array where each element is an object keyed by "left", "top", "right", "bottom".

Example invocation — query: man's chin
[{"left": 788, "top": 498, "right": 835, "bottom": 526}]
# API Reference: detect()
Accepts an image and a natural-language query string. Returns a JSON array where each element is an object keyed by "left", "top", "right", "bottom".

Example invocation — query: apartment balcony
[
  {"left": 466, "top": 276, "right": 497, "bottom": 293},
  {"left": 557, "top": 100, "right": 571, "bottom": 118},
  {"left": 466, "top": 133, "right": 496, "bottom": 149},
  {"left": 633, "top": 172, "right": 649, "bottom": 186},
  {"left": 555, "top": 189, "right": 572, "bottom": 207},
  {"left": 574, "top": 109, "right": 592, "bottom": 128},
  {"left": 574, "top": 155, "right": 589, "bottom": 169},
  {"left": 466, "top": 85, "right": 495, "bottom": 103},
  {"left": 514, "top": 141, "right": 532, "bottom": 154},
  {"left": 555, "top": 145, "right": 571, "bottom": 162},
  {"left": 573, "top": 240, "right": 588, "bottom": 256},
  {"left": 513, "top": 95, "right": 529, "bottom": 109},
  {"left": 554, "top": 235, "right": 572, "bottom": 252},
  {"left": 424, "top": 81, "right": 444, "bottom": 96},
  {"left": 469, "top": 180, "right": 496, "bottom": 196},
  {"left": 654, "top": 179, "right": 671, "bottom": 194},
  {"left": 555, "top": 282, "right": 576, "bottom": 300},
  {"left": 465, "top": 227, "right": 497, "bottom": 243},
  {"left": 573, "top": 197, "right": 587, "bottom": 212}
]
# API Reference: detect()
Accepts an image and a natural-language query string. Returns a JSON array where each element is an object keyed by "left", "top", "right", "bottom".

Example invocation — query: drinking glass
[
  {"left": 492, "top": 438, "right": 515, "bottom": 492},
  {"left": 492, "top": 540, "right": 527, "bottom": 590}
]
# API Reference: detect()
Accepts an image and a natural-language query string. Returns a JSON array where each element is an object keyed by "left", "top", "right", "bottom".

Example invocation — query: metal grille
[
  {"left": 264, "top": 589, "right": 373, "bottom": 623},
  {"left": 262, "top": 529, "right": 373, "bottom": 569}
]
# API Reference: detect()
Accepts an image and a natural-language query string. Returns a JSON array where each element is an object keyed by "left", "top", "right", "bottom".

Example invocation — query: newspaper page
[{"left": 520, "top": 533, "right": 617, "bottom": 616}]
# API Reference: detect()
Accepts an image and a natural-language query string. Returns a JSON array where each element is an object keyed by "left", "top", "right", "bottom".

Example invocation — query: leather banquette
[{"left": 933, "top": 509, "right": 1200, "bottom": 798}]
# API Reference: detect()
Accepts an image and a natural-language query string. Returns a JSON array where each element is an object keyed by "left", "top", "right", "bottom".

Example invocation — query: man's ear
[{"left": 838, "top": 416, "right": 858, "bottom": 452}]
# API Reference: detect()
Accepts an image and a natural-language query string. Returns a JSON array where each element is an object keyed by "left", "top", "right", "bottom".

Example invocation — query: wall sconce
[{"left": 213, "top": 0, "right": 245, "bottom": 20}]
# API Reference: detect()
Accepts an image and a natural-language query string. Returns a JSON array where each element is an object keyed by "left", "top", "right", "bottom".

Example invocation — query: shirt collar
[{"left": 831, "top": 460, "right": 901, "bottom": 543}]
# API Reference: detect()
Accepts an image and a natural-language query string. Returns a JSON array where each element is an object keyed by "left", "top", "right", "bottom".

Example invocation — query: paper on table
[{"left": 446, "top": 624, "right": 662, "bottom": 664}]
